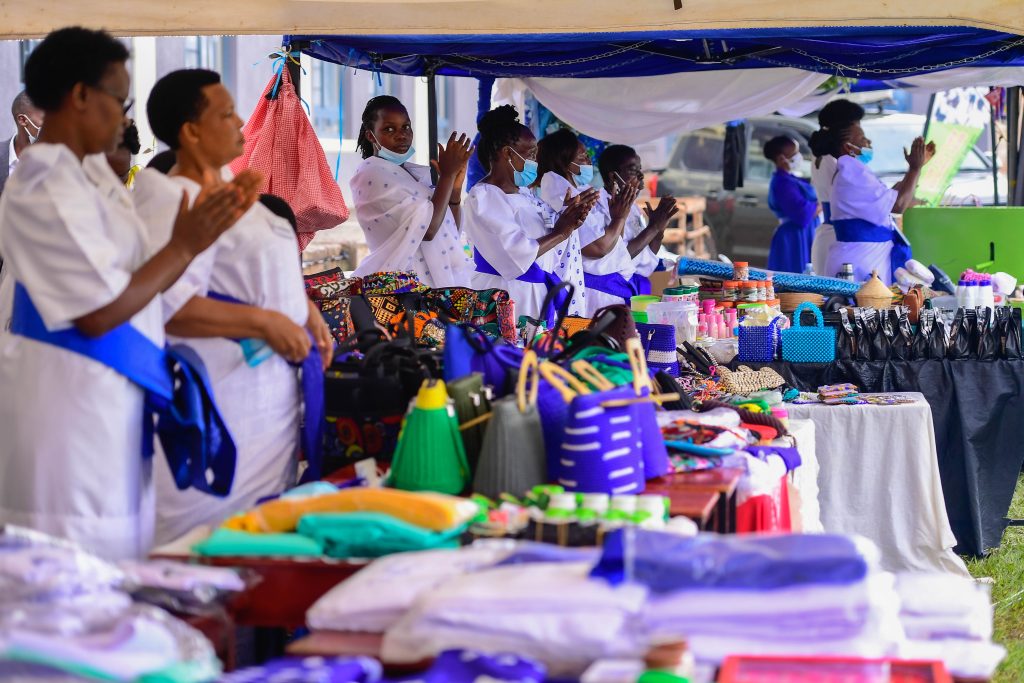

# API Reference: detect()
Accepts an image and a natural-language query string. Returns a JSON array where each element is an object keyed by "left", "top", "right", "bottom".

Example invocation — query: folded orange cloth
[{"left": 222, "top": 487, "right": 473, "bottom": 533}]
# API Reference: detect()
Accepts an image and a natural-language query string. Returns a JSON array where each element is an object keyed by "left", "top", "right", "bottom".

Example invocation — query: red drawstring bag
[{"left": 230, "top": 67, "right": 349, "bottom": 251}]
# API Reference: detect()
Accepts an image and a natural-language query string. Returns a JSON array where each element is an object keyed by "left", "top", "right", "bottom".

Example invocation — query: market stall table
[
  {"left": 787, "top": 418, "right": 823, "bottom": 533},
  {"left": 786, "top": 393, "right": 967, "bottom": 575},
  {"left": 646, "top": 468, "right": 740, "bottom": 533},
  {"left": 728, "top": 359, "right": 1024, "bottom": 557}
]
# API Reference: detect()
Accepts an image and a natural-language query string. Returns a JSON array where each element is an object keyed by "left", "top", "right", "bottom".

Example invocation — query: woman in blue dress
[{"left": 764, "top": 136, "right": 821, "bottom": 273}]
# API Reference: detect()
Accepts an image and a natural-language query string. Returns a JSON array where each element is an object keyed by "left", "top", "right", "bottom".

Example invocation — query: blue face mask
[
  {"left": 572, "top": 162, "right": 594, "bottom": 187},
  {"left": 854, "top": 145, "right": 874, "bottom": 165},
  {"left": 371, "top": 133, "right": 415, "bottom": 165},
  {"left": 509, "top": 148, "right": 539, "bottom": 187}
]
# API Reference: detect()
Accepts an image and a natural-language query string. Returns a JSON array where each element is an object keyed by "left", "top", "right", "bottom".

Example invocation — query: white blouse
[
  {"left": 464, "top": 183, "right": 586, "bottom": 320},
  {"left": 350, "top": 156, "right": 473, "bottom": 287}
]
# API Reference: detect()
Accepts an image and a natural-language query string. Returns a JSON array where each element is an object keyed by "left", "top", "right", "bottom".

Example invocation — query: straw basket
[
  {"left": 856, "top": 270, "right": 893, "bottom": 310},
  {"left": 777, "top": 292, "right": 825, "bottom": 314}
]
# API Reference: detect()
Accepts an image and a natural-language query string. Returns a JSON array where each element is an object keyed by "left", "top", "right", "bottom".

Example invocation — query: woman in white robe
[
  {"left": 463, "top": 106, "right": 598, "bottom": 323},
  {"left": 809, "top": 100, "right": 866, "bottom": 277},
  {"left": 824, "top": 116, "right": 931, "bottom": 285},
  {"left": 587, "top": 144, "right": 678, "bottom": 314},
  {"left": 0, "top": 30, "right": 252, "bottom": 559},
  {"left": 809, "top": 153, "right": 837, "bottom": 276},
  {"left": 134, "top": 69, "right": 333, "bottom": 545},
  {"left": 350, "top": 95, "right": 474, "bottom": 287}
]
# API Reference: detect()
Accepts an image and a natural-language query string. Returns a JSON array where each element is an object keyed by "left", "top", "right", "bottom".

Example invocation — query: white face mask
[
  {"left": 786, "top": 153, "right": 809, "bottom": 177},
  {"left": 19, "top": 117, "right": 40, "bottom": 145}
]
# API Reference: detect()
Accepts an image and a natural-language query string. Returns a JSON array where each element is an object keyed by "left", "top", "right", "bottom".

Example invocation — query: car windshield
[{"left": 861, "top": 119, "right": 990, "bottom": 175}]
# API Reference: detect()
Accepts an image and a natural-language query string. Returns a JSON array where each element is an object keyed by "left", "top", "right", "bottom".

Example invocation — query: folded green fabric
[
  {"left": 193, "top": 528, "right": 323, "bottom": 557},
  {"left": 297, "top": 512, "right": 465, "bottom": 559}
]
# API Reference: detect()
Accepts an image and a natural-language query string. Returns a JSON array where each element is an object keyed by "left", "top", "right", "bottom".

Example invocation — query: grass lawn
[{"left": 966, "top": 475, "right": 1024, "bottom": 682}]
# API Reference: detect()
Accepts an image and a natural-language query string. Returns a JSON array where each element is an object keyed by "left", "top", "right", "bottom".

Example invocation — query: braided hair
[
  {"left": 476, "top": 104, "right": 526, "bottom": 172},
  {"left": 357, "top": 95, "right": 404, "bottom": 159}
]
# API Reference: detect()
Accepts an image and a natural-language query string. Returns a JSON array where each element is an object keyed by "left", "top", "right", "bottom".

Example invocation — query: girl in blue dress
[{"left": 764, "top": 136, "right": 821, "bottom": 273}]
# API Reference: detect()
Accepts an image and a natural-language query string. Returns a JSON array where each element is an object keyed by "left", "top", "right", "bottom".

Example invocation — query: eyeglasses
[{"left": 90, "top": 85, "right": 134, "bottom": 115}]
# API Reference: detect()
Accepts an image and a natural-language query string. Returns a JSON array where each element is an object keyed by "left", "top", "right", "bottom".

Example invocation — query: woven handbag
[
  {"left": 780, "top": 302, "right": 836, "bottom": 363},
  {"left": 635, "top": 322, "right": 679, "bottom": 375},
  {"left": 737, "top": 317, "right": 782, "bottom": 363},
  {"left": 717, "top": 365, "right": 786, "bottom": 394}
]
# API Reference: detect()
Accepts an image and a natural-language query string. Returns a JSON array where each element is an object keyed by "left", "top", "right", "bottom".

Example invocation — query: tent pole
[
  {"left": 1007, "top": 87, "right": 1019, "bottom": 206},
  {"left": 922, "top": 93, "right": 936, "bottom": 140},
  {"left": 427, "top": 67, "right": 439, "bottom": 185},
  {"left": 991, "top": 88, "right": 1000, "bottom": 206},
  {"left": 286, "top": 40, "right": 307, "bottom": 100}
]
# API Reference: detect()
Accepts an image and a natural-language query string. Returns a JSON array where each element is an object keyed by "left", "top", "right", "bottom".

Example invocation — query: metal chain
[
  {"left": 438, "top": 52, "right": 654, "bottom": 79},
  {"left": 455, "top": 41, "right": 651, "bottom": 68},
  {"left": 776, "top": 36, "right": 1024, "bottom": 75}
]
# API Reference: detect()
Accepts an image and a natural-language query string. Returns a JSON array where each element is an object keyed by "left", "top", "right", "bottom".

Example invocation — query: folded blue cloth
[
  {"left": 221, "top": 656, "right": 381, "bottom": 682},
  {"left": 591, "top": 528, "right": 872, "bottom": 593},
  {"left": 393, "top": 649, "right": 545, "bottom": 683}
]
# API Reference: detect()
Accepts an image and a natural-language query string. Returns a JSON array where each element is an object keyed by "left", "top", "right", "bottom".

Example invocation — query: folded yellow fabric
[{"left": 222, "top": 487, "right": 473, "bottom": 533}]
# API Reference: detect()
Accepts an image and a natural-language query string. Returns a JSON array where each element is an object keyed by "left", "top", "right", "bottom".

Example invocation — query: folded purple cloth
[{"left": 592, "top": 528, "right": 871, "bottom": 593}]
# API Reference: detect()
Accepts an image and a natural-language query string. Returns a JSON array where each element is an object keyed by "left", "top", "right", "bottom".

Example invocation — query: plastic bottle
[
  {"left": 979, "top": 277, "right": 995, "bottom": 311},
  {"left": 733, "top": 261, "right": 750, "bottom": 281},
  {"left": 956, "top": 279, "right": 968, "bottom": 309},
  {"left": 765, "top": 274, "right": 776, "bottom": 301},
  {"left": 964, "top": 281, "right": 979, "bottom": 309},
  {"left": 803, "top": 262, "right": 815, "bottom": 276}
]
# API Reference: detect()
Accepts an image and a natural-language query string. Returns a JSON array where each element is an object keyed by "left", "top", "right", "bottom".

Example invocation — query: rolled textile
[{"left": 676, "top": 257, "right": 859, "bottom": 296}]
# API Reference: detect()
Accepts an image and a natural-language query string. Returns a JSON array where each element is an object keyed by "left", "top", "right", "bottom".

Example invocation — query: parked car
[{"left": 652, "top": 114, "right": 1006, "bottom": 267}]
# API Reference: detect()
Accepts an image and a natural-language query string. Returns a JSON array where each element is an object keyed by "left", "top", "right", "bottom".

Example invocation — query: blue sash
[
  {"left": 822, "top": 201, "right": 832, "bottom": 224},
  {"left": 206, "top": 291, "right": 325, "bottom": 482},
  {"left": 832, "top": 218, "right": 912, "bottom": 279},
  {"left": 10, "top": 284, "right": 236, "bottom": 497},
  {"left": 473, "top": 249, "right": 567, "bottom": 327},
  {"left": 583, "top": 271, "right": 650, "bottom": 303}
]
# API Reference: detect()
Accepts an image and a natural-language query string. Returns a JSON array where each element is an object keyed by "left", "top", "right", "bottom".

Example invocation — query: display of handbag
[
  {"left": 472, "top": 351, "right": 547, "bottom": 500},
  {"left": 737, "top": 317, "right": 781, "bottom": 363},
  {"left": 322, "top": 339, "right": 439, "bottom": 472},
  {"left": 625, "top": 337, "right": 672, "bottom": 480},
  {"left": 388, "top": 379, "right": 471, "bottom": 496},
  {"left": 635, "top": 321, "right": 680, "bottom": 375},
  {"left": 780, "top": 302, "right": 835, "bottom": 363},
  {"left": 541, "top": 363, "right": 646, "bottom": 495},
  {"left": 717, "top": 365, "right": 786, "bottom": 394},
  {"left": 446, "top": 372, "right": 492, "bottom": 474}
]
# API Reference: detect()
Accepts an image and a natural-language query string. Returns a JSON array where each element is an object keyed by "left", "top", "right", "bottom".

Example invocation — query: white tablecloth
[
  {"left": 787, "top": 419, "right": 823, "bottom": 534},
  {"left": 787, "top": 393, "right": 968, "bottom": 576}
]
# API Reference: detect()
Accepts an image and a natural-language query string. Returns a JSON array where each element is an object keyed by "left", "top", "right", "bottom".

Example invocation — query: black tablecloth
[{"left": 728, "top": 359, "right": 1024, "bottom": 557}]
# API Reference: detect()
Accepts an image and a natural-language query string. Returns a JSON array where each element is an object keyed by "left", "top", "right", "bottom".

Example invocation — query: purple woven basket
[
  {"left": 635, "top": 322, "right": 680, "bottom": 376},
  {"left": 554, "top": 386, "right": 645, "bottom": 494},
  {"left": 737, "top": 317, "right": 781, "bottom": 363}
]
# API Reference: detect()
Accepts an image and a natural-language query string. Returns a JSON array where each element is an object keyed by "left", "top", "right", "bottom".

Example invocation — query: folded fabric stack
[
  {"left": 592, "top": 528, "right": 903, "bottom": 666},
  {"left": 198, "top": 487, "right": 480, "bottom": 559},
  {"left": 0, "top": 527, "right": 221, "bottom": 682},
  {"left": 381, "top": 561, "right": 648, "bottom": 676},
  {"left": 307, "top": 545, "right": 514, "bottom": 632},
  {"left": 895, "top": 573, "right": 1006, "bottom": 679},
  {"left": 818, "top": 383, "right": 861, "bottom": 405}
]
